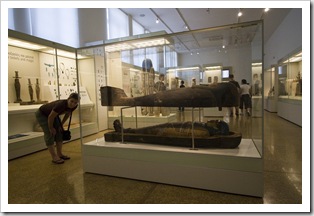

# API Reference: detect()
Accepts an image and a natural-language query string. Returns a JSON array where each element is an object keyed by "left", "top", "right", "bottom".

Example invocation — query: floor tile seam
[
  {"left": 138, "top": 183, "right": 158, "bottom": 204},
  {"left": 263, "top": 170, "right": 302, "bottom": 175}
]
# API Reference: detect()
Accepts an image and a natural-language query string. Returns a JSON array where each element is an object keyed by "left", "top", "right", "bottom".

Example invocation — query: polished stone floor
[{"left": 7, "top": 111, "right": 302, "bottom": 209}]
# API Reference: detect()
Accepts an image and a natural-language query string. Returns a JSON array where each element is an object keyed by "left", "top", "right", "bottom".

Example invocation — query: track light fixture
[
  {"left": 264, "top": 8, "right": 270, "bottom": 12},
  {"left": 156, "top": 18, "right": 159, "bottom": 24},
  {"left": 238, "top": 10, "right": 242, "bottom": 17}
]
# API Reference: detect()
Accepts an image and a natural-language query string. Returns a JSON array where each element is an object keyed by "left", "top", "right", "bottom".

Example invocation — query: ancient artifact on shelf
[
  {"left": 295, "top": 72, "right": 302, "bottom": 96},
  {"left": 268, "top": 86, "right": 275, "bottom": 96},
  {"left": 13, "top": 71, "right": 22, "bottom": 103},
  {"left": 105, "top": 119, "right": 242, "bottom": 148},
  {"left": 100, "top": 82, "right": 239, "bottom": 111},
  {"left": 28, "top": 78, "right": 35, "bottom": 102},
  {"left": 35, "top": 78, "right": 41, "bottom": 101}
]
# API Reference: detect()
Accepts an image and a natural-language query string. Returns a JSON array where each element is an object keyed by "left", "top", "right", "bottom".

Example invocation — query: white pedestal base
[
  {"left": 277, "top": 98, "right": 302, "bottom": 126},
  {"left": 83, "top": 139, "right": 263, "bottom": 197},
  {"left": 264, "top": 96, "right": 277, "bottom": 112}
]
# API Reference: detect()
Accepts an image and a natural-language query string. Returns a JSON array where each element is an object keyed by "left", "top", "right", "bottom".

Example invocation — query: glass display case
[
  {"left": 278, "top": 49, "right": 302, "bottom": 100},
  {"left": 78, "top": 20, "right": 264, "bottom": 197},
  {"left": 277, "top": 48, "right": 302, "bottom": 126},
  {"left": 8, "top": 30, "right": 98, "bottom": 159},
  {"left": 251, "top": 62, "right": 263, "bottom": 117}
]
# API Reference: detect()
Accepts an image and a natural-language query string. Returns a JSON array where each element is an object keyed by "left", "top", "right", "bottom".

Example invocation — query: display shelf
[
  {"left": 8, "top": 132, "right": 45, "bottom": 160},
  {"left": 8, "top": 122, "right": 97, "bottom": 160},
  {"left": 83, "top": 139, "right": 263, "bottom": 197},
  {"left": 8, "top": 104, "right": 42, "bottom": 114},
  {"left": 278, "top": 95, "right": 302, "bottom": 101},
  {"left": 9, "top": 131, "right": 43, "bottom": 144}
]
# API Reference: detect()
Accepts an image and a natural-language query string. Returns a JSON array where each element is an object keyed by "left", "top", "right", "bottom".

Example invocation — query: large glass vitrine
[{"left": 78, "top": 20, "right": 264, "bottom": 197}]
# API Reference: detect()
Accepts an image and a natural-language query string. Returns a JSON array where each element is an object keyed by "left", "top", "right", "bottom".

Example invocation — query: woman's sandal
[
  {"left": 52, "top": 159, "right": 64, "bottom": 164},
  {"left": 60, "top": 155, "right": 70, "bottom": 160}
]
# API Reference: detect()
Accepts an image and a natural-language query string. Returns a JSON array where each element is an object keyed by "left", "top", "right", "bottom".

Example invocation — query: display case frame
[
  {"left": 78, "top": 20, "right": 264, "bottom": 197},
  {"left": 8, "top": 30, "right": 98, "bottom": 159}
]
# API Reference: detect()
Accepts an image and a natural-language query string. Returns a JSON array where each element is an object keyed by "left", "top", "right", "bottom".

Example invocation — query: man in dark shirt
[
  {"left": 35, "top": 93, "right": 79, "bottom": 164},
  {"left": 178, "top": 80, "right": 185, "bottom": 111},
  {"left": 228, "top": 74, "right": 240, "bottom": 116}
]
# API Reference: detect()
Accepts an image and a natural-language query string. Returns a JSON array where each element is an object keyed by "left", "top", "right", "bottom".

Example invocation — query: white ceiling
[{"left": 121, "top": 8, "right": 291, "bottom": 43}]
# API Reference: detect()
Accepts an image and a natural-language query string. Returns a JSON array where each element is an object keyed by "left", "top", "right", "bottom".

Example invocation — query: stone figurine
[
  {"left": 28, "top": 78, "right": 34, "bottom": 102},
  {"left": 13, "top": 71, "right": 22, "bottom": 103},
  {"left": 35, "top": 78, "right": 41, "bottom": 101}
]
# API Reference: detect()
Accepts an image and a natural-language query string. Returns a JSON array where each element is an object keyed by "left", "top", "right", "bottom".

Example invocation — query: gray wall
[
  {"left": 264, "top": 8, "right": 302, "bottom": 69},
  {"left": 178, "top": 44, "right": 253, "bottom": 84},
  {"left": 77, "top": 9, "right": 107, "bottom": 46}
]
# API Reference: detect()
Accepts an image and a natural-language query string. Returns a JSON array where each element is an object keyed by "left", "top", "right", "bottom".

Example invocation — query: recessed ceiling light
[
  {"left": 238, "top": 11, "right": 242, "bottom": 17},
  {"left": 264, "top": 8, "right": 270, "bottom": 12}
]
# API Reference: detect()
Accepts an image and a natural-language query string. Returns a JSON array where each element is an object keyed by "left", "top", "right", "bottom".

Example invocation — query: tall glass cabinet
[
  {"left": 78, "top": 20, "right": 264, "bottom": 197},
  {"left": 8, "top": 30, "right": 98, "bottom": 159}
]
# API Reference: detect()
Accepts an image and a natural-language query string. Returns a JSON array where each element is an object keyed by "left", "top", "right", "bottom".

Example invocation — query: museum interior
[{"left": 3, "top": 5, "right": 308, "bottom": 212}]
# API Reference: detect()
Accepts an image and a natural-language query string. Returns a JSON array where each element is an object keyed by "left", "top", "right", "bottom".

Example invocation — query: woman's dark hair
[
  {"left": 68, "top": 93, "right": 79, "bottom": 100},
  {"left": 241, "top": 79, "right": 247, "bottom": 84}
]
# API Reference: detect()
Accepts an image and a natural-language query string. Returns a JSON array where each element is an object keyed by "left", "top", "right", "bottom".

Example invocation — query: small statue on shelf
[
  {"left": 13, "top": 71, "right": 22, "bottom": 103},
  {"left": 35, "top": 78, "right": 41, "bottom": 102},
  {"left": 268, "top": 86, "right": 275, "bottom": 96},
  {"left": 295, "top": 71, "right": 302, "bottom": 96},
  {"left": 28, "top": 78, "right": 35, "bottom": 102}
]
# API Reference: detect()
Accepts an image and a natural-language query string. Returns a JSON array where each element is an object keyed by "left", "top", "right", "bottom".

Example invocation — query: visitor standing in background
[
  {"left": 178, "top": 80, "right": 185, "bottom": 112},
  {"left": 228, "top": 74, "right": 240, "bottom": 116},
  {"left": 240, "top": 79, "right": 252, "bottom": 116},
  {"left": 191, "top": 77, "right": 196, "bottom": 87}
]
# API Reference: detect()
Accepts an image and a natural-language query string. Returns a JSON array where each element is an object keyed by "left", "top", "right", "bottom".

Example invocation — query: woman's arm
[
  {"left": 61, "top": 112, "right": 71, "bottom": 125},
  {"left": 48, "top": 110, "right": 59, "bottom": 135}
]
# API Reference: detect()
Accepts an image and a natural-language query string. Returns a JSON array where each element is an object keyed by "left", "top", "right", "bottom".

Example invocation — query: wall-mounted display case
[
  {"left": 78, "top": 20, "right": 264, "bottom": 197},
  {"left": 277, "top": 48, "right": 302, "bottom": 126},
  {"left": 8, "top": 30, "right": 98, "bottom": 159}
]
